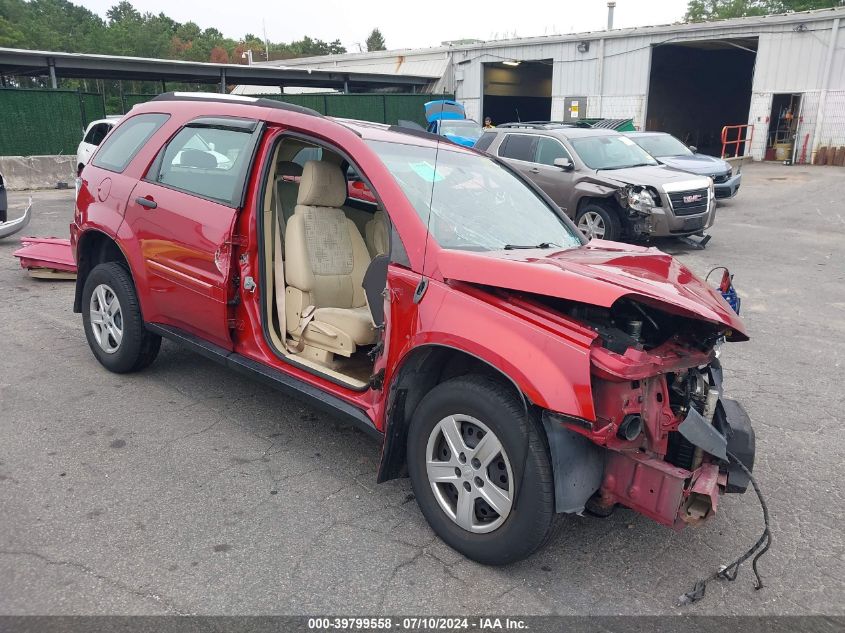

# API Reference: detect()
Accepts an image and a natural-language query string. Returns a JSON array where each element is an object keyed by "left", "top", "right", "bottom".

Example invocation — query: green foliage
[
  {"left": 0, "top": 0, "right": 347, "bottom": 61},
  {"left": 366, "top": 28, "right": 386, "bottom": 52},
  {"left": 685, "top": 0, "right": 842, "bottom": 21}
]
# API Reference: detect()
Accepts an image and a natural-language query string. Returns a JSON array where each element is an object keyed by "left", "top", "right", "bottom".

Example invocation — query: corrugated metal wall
[{"left": 451, "top": 10, "right": 845, "bottom": 159}]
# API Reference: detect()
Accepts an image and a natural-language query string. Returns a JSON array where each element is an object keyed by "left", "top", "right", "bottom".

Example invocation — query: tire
[
  {"left": 407, "top": 375, "right": 556, "bottom": 565},
  {"left": 81, "top": 262, "right": 161, "bottom": 373},
  {"left": 575, "top": 202, "right": 621, "bottom": 241}
]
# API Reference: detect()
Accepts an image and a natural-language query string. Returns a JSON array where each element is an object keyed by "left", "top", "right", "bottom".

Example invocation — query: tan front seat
[
  {"left": 365, "top": 210, "right": 390, "bottom": 257},
  {"left": 284, "top": 161, "right": 376, "bottom": 360}
]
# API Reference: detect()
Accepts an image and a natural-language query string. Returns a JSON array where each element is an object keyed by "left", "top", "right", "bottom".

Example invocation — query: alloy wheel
[
  {"left": 89, "top": 283, "right": 123, "bottom": 354},
  {"left": 425, "top": 415, "right": 514, "bottom": 534},
  {"left": 578, "top": 211, "right": 606, "bottom": 239}
]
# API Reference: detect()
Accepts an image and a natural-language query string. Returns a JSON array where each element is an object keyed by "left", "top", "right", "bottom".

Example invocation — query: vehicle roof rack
[
  {"left": 496, "top": 121, "right": 575, "bottom": 130},
  {"left": 150, "top": 92, "right": 324, "bottom": 118}
]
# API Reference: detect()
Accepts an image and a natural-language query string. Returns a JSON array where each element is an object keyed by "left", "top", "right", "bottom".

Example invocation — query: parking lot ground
[{"left": 0, "top": 162, "right": 843, "bottom": 616}]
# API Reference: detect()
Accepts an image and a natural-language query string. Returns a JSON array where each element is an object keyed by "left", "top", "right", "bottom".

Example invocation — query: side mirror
[
  {"left": 689, "top": 145, "right": 698, "bottom": 153},
  {"left": 554, "top": 157, "right": 574, "bottom": 171}
]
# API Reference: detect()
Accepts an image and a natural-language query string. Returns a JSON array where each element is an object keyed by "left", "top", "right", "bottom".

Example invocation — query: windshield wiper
[
  {"left": 503, "top": 242, "right": 560, "bottom": 250},
  {"left": 599, "top": 163, "right": 654, "bottom": 170}
]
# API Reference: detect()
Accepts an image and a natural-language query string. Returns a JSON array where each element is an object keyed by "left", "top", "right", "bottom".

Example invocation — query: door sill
[{"left": 146, "top": 323, "right": 380, "bottom": 439}]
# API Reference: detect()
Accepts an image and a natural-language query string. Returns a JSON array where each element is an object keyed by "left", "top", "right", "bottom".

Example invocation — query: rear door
[
  {"left": 126, "top": 116, "right": 263, "bottom": 349},
  {"left": 496, "top": 133, "right": 539, "bottom": 182}
]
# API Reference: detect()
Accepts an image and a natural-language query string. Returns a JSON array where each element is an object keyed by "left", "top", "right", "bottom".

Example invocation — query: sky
[{"left": 76, "top": 0, "right": 691, "bottom": 51}]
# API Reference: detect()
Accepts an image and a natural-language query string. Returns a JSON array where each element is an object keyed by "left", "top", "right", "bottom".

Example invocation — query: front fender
[{"left": 410, "top": 279, "right": 597, "bottom": 420}]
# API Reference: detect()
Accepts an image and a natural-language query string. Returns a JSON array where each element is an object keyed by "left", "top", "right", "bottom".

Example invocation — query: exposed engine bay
[{"left": 554, "top": 295, "right": 728, "bottom": 354}]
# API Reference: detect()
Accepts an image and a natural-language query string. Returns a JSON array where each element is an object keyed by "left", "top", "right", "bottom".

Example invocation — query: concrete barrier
[{"left": 0, "top": 155, "right": 76, "bottom": 190}]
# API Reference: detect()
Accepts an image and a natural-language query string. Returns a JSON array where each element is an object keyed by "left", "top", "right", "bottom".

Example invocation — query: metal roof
[
  {"left": 0, "top": 47, "right": 434, "bottom": 90},
  {"left": 254, "top": 47, "right": 451, "bottom": 80}
]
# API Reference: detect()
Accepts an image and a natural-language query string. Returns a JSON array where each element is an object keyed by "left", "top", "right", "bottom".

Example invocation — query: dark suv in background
[{"left": 476, "top": 123, "right": 716, "bottom": 242}]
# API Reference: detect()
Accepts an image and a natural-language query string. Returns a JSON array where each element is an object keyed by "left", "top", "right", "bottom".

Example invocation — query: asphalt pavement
[{"left": 0, "top": 162, "right": 843, "bottom": 615}]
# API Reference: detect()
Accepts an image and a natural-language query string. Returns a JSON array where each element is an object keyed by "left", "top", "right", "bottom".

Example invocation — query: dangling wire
[{"left": 678, "top": 451, "right": 772, "bottom": 606}]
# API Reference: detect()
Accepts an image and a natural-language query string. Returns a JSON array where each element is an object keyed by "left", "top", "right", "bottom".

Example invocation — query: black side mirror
[{"left": 553, "top": 157, "right": 574, "bottom": 171}]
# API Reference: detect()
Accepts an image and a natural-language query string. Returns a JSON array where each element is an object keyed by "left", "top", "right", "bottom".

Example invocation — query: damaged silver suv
[{"left": 475, "top": 123, "right": 716, "bottom": 242}]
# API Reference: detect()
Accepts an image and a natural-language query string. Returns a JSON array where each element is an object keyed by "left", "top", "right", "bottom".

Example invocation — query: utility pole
[{"left": 263, "top": 20, "right": 270, "bottom": 61}]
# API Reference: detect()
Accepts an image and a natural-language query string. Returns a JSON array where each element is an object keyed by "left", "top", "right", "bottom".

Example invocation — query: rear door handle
[{"left": 135, "top": 196, "right": 157, "bottom": 209}]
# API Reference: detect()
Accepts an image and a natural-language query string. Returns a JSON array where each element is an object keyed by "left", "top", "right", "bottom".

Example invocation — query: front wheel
[
  {"left": 81, "top": 262, "right": 160, "bottom": 373},
  {"left": 407, "top": 375, "right": 556, "bottom": 565},
  {"left": 576, "top": 203, "right": 621, "bottom": 241}
]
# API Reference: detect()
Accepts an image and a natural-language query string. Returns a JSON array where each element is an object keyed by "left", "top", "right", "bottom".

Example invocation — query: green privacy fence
[
  {"left": 0, "top": 88, "right": 106, "bottom": 156},
  {"left": 124, "top": 92, "right": 454, "bottom": 128},
  {"left": 0, "top": 89, "right": 452, "bottom": 156}
]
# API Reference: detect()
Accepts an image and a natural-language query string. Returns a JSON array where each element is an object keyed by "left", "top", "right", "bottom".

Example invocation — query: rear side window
[
  {"left": 92, "top": 114, "right": 168, "bottom": 173},
  {"left": 498, "top": 134, "right": 537, "bottom": 162},
  {"left": 474, "top": 131, "right": 496, "bottom": 152},
  {"left": 535, "top": 137, "right": 571, "bottom": 166},
  {"left": 84, "top": 123, "right": 112, "bottom": 146},
  {"left": 149, "top": 120, "right": 259, "bottom": 206}
]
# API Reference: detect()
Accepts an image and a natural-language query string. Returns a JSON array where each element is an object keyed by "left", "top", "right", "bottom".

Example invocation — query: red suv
[{"left": 71, "top": 93, "right": 755, "bottom": 564}]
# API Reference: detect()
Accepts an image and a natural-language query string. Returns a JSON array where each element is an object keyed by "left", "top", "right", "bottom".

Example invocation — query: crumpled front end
[
  {"left": 584, "top": 343, "right": 755, "bottom": 528},
  {"left": 542, "top": 294, "right": 755, "bottom": 529}
]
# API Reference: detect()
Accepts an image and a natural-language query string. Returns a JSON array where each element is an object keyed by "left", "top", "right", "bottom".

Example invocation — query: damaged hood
[
  {"left": 596, "top": 165, "right": 711, "bottom": 190},
  {"left": 437, "top": 240, "right": 747, "bottom": 340}
]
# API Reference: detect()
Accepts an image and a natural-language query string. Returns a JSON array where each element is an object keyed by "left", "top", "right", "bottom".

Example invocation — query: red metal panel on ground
[{"left": 13, "top": 237, "right": 77, "bottom": 273}]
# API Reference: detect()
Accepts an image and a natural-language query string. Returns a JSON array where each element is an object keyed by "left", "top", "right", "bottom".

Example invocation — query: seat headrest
[
  {"left": 277, "top": 160, "right": 303, "bottom": 178},
  {"left": 179, "top": 149, "right": 217, "bottom": 169},
  {"left": 297, "top": 160, "right": 347, "bottom": 208}
]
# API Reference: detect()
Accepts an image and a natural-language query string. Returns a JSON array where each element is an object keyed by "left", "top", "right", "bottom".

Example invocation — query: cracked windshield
[{"left": 367, "top": 140, "right": 582, "bottom": 251}]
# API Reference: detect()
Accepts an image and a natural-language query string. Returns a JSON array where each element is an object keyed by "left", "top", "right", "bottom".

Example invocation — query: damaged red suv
[{"left": 71, "top": 93, "right": 755, "bottom": 564}]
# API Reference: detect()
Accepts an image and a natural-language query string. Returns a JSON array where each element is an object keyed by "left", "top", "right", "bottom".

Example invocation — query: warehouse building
[{"left": 255, "top": 7, "right": 845, "bottom": 162}]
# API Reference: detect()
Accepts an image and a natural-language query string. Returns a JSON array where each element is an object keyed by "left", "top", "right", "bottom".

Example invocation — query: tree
[
  {"left": 209, "top": 46, "right": 229, "bottom": 64},
  {"left": 685, "top": 0, "right": 842, "bottom": 21},
  {"left": 366, "top": 27, "right": 386, "bottom": 52}
]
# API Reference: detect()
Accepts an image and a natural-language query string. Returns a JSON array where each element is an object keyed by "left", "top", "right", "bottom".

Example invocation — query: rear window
[
  {"left": 92, "top": 114, "right": 168, "bottom": 173},
  {"left": 498, "top": 134, "right": 537, "bottom": 162},
  {"left": 474, "top": 131, "right": 496, "bottom": 152}
]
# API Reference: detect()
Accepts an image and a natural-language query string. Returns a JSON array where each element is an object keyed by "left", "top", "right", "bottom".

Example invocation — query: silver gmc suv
[{"left": 475, "top": 123, "right": 716, "bottom": 242}]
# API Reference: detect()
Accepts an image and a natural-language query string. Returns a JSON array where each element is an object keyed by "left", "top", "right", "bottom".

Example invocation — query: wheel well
[
  {"left": 577, "top": 196, "right": 618, "bottom": 215},
  {"left": 377, "top": 345, "right": 527, "bottom": 483},
  {"left": 73, "top": 231, "right": 130, "bottom": 313}
]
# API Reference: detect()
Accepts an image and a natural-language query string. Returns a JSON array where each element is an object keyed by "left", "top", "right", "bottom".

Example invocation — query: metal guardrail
[{"left": 721, "top": 124, "right": 754, "bottom": 159}]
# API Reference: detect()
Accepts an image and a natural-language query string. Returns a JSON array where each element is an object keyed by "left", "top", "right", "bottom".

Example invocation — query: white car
[{"left": 76, "top": 116, "right": 122, "bottom": 175}]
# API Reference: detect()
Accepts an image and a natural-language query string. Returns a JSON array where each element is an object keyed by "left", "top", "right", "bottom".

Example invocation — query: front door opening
[
  {"left": 482, "top": 60, "right": 553, "bottom": 126},
  {"left": 646, "top": 38, "right": 757, "bottom": 156}
]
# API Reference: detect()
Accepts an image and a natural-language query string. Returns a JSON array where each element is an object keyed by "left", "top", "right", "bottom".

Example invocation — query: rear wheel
[
  {"left": 407, "top": 375, "right": 556, "bottom": 565},
  {"left": 82, "top": 262, "right": 160, "bottom": 373},
  {"left": 576, "top": 202, "right": 620, "bottom": 241}
]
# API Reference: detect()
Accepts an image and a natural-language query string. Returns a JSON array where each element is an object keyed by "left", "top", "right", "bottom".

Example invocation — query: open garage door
[
  {"left": 646, "top": 38, "right": 757, "bottom": 156},
  {"left": 483, "top": 60, "right": 552, "bottom": 126}
]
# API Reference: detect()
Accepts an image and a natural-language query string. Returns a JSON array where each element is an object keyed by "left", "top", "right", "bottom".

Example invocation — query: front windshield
[
  {"left": 631, "top": 134, "right": 693, "bottom": 158},
  {"left": 367, "top": 140, "right": 582, "bottom": 252},
  {"left": 570, "top": 134, "right": 660, "bottom": 170},
  {"left": 440, "top": 120, "right": 483, "bottom": 141}
]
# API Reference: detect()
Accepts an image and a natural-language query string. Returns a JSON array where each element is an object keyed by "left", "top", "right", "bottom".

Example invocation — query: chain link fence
[
  {"left": 123, "top": 92, "right": 452, "bottom": 128},
  {"left": 1, "top": 89, "right": 451, "bottom": 156},
  {"left": 0, "top": 88, "right": 105, "bottom": 156}
]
